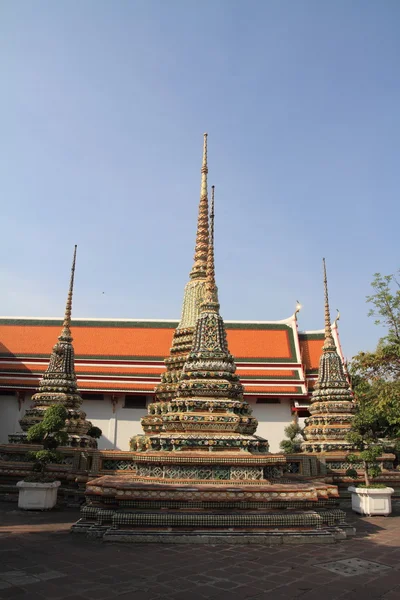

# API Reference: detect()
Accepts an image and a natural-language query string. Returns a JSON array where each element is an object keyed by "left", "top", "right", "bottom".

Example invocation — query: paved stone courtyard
[{"left": 0, "top": 502, "right": 399, "bottom": 600}]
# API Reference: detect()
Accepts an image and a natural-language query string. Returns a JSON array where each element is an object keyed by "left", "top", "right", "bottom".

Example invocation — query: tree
[
  {"left": 345, "top": 398, "right": 384, "bottom": 487},
  {"left": 26, "top": 405, "right": 69, "bottom": 481},
  {"left": 86, "top": 426, "right": 102, "bottom": 440},
  {"left": 350, "top": 270, "right": 400, "bottom": 442},
  {"left": 279, "top": 423, "right": 304, "bottom": 453}
]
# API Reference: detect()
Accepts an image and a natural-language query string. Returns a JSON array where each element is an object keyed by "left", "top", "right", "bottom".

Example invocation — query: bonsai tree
[
  {"left": 346, "top": 447, "right": 383, "bottom": 488},
  {"left": 26, "top": 405, "right": 69, "bottom": 481},
  {"left": 345, "top": 396, "right": 384, "bottom": 487},
  {"left": 279, "top": 423, "right": 304, "bottom": 454},
  {"left": 86, "top": 425, "right": 102, "bottom": 441}
]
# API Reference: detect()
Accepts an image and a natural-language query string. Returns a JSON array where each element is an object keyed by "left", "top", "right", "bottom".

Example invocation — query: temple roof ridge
[
  {"left": 298, "top": 328, "right": 325, "bottom": 335},
  {"left": 0, "top": 315, "right": 304, "bottom": 326},
  {"left": 224, "top": 315, "right": 297, "bottom": 325},
  {"left": 0, "top": 316, "right": 181, "bottom": 323}
]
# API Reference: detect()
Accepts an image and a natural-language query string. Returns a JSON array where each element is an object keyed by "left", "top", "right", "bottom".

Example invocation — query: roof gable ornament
[{"left": 294, "top": 300, "right": 302, "bottom": 320}]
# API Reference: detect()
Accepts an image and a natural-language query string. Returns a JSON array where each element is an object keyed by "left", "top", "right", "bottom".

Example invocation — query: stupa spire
[
  {"left": 59, "top": 245, "right": 77, "bottom": 343},
  {"left": 204, "top": 185, "right": 219, "bottom": 306},
  {"left": 322, "top": 258, "right": 335, "bottom": 351},
  {"left": 190, "top": 133, "right": 209, "bottom": 280}
]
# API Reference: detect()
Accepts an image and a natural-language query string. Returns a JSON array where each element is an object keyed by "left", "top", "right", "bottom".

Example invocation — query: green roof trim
[
  {"left": 299, "top": 333, "right": 324, "bottom": 341},
  {"left": 0, "top": 317, "right": 294, "bottom": 331},
  {"left": 0, "top": 369, "right": 301, "bottom": 381},
  {"left": 0, "top": 353, "right": 301, "bottom": 364},
  {"left": 0, "top": 318, "right": 179, "bottom": 329}
]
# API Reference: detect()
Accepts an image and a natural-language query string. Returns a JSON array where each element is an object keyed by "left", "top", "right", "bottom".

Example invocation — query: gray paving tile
[{"left": 317, "top": 558, "right": 392, "bottom": 577}]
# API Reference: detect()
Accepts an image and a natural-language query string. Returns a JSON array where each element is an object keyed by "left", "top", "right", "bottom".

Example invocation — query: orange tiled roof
[
  {"left": 0, "top": 318, "right": 327, "bottom": 397},
  {"left": 0, "top": 319, "right": 299, "bottom": 361},
  {"left": 299, "top": 334, "right": 324, "bottom": 372}
]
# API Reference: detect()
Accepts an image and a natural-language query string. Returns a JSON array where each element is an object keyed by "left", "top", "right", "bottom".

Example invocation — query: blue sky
[{"left": 1, "top": 0, "right": 399, "bottom": 359}]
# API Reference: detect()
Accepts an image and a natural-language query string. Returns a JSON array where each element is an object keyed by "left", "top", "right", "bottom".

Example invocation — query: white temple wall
[
  {"left": 248, "top": 397, "right": 293, "bottom": 454},
  {"left": 297, "top": 415, "right": 307, "bottom": 430},
  {"left": 1, "top": 394, "right": 296, "bottom": 453},
  {"left": 81, "top": 396, "right": 149, "bottom": 451},
  {"left": 81, "top": 398, "right": 117, "bottom": 450},
  {"left": 0, "top": 393, "right": 28, "bottom": 443}
]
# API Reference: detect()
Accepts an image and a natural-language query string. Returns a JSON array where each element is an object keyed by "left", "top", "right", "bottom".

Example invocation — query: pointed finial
[
  {"left": 190, "top": 134, "right": 209, "bottom": 280},
  {"left": 201, "top": 133, "right": 208, "bottom": 189},
  {"left": 333, "top": 309, "right": 340, "bottom": 328},
  {"left": 204, "top": 185, "right": 219, "bottom": 305},
  {"left": 294, "top": 300, "right": 302, "bottom": 320},
  {"left": 322, "top": 258, "right": 335, "bottom": 351},
  {"left": 59, "top": 245, "right": 77, "bottom": 342}
]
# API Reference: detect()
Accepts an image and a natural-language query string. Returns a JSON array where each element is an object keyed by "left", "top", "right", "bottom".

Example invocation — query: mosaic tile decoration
[{"left": 111, "top": 511, "right": 323, "bottom": 529}]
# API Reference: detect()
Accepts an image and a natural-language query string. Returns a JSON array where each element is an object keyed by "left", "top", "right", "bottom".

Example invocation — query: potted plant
[
  {"left": 346, "top": 401, "right": 394, "bottom": 516},
  {"left": 17, "top": 404, "right": 69, "bottom": 510}
]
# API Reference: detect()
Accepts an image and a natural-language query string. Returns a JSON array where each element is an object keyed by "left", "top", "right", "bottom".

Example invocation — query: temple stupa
[
  {"left": 10, "top": 246, "right": 97, "bottom": 448},
  {"left": 302, "top": 259, "right": 355, "bottom": 452},
  {"left": 73, "top": 137, "right": 353, "bottom": 543}
]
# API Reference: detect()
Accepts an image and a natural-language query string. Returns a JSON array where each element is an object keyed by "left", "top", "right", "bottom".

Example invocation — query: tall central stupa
[
  {"left": 141, "top": 134, "right": 210, "bottom": 435},
  {"left": 138, "top": 186, "right": 269, "bottom": 453}
]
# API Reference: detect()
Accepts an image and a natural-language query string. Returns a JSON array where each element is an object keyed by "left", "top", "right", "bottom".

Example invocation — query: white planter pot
[
  {"left": 17, "top": 481, "right": 61, "bottom": 510},
  {"left": 348, "top": 486, "right": 394, "bottom": 516}
]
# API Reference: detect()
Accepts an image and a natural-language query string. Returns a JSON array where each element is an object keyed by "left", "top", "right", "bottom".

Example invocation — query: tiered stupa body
[
  {"left": 139, "top": 188, "right": 268, "bottom": 453},
  {"left": 13, "top": 247, "right": 97, "bottom": 448},
  {"left": 302, "top": 259, "right": 355, "bottom": 452},
  {"left": 141, "top": 134, "right": 210, "bottom": 435}
]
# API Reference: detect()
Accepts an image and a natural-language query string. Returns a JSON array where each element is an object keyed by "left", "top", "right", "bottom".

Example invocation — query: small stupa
[
  {"left": 142, "top": 134, "right": 210, "bottom": 436},
  {"left": 13, "top": 246, "right": 97, "bottom": 448},
  {"left": 302, "top": 259, "right": 355, "bottom": 452}
]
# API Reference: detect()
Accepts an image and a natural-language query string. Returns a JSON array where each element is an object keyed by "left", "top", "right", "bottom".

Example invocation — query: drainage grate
[{"left": 317, "top": 558, "right": 392, "bottom": 577}]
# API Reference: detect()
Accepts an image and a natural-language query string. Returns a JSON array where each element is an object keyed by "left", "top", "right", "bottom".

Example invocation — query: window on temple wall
[
  {"left": 256, "top": 398, "right": 281, "bottom": 404},
  {"left": 123, "top": 395, "right": 147, "bottom": 409},
  {"left": 297, "top": 409, "right": 310, "bottom": 418},
  {"left": 81, "top": 393, "right": 104, "bottom": 400}
]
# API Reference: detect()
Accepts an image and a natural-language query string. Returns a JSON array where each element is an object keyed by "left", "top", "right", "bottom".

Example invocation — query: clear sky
[{"left": 1, "top": 0, "right": 399, "bottom": 359}]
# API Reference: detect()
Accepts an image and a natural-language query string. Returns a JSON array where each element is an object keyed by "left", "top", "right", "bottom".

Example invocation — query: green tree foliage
[
  {"left": 345, "top": 402, "right": 384, "bottom": 487},
  {"left": 279, "top": 422, "right": 304, "bottom": 453},
  {"left": 26, "top": 405, "right": 69, "bottom": 480},
  {"left": 86, "top": 426, "right": 102, "bottom": 439},
  {"left": 350, "top": 271, "right": 400, "bottom": 442}
]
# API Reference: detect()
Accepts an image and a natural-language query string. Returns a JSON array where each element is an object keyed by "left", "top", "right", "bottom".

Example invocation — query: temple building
[{"left": 0, "top": 137, "right": 348, "bottom": 454}]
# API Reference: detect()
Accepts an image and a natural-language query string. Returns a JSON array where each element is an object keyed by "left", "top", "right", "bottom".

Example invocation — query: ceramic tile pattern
[{"left": 0, "top": 502, "right": 399, "bottom": 599}]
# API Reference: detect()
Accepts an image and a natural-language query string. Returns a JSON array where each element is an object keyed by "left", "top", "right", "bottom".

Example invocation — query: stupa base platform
[
  {"left": 71, "top": 475, "right": 355, "bottom": 543},
  {"left": 86, "top": 527, "right": 353, "bottom": 545}
]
